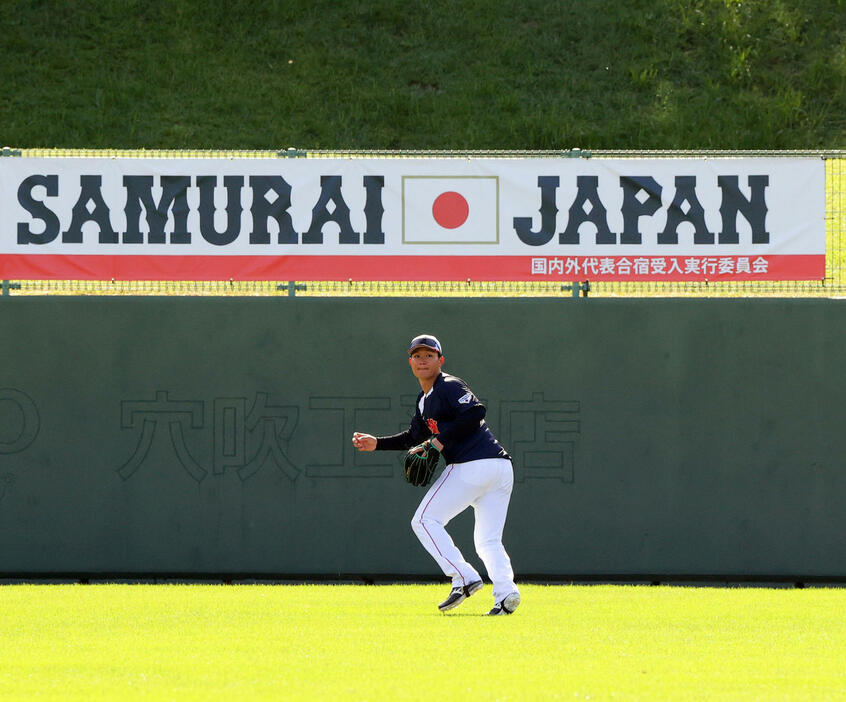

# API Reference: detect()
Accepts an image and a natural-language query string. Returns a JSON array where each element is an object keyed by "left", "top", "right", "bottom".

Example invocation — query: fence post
[
  {"left": 1, "top": 147, "right": 21, "bottom": 296},
  {"left": 277, "top": 148, "right": 306, "bottom": 158},
  {"left": 2, "top": 281, "right": 21, "bottom": 296},
  {"left": 561, "top": 281, "right": 590, "bottom": 298},
  {"left": 277, "top": 282, "right": 308, "bottom": 297}
]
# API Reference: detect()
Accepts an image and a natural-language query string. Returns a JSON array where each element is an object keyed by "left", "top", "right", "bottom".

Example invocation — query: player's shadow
[{"left": 433, "top": 612, "right": 493, "bottom": 618}]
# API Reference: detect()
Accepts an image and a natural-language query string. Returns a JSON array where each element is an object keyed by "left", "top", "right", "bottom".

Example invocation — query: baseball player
[{"left": 352, "top": 334, "right": 520, "bottom": 615}]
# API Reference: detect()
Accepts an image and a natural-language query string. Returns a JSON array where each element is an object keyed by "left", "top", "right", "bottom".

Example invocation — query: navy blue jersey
[{"left": 378, "top": 372, "right": 510, "bottom": 464}]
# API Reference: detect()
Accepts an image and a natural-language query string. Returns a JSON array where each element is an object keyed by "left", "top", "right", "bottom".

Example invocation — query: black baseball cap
[{"left": 408, "top": 334, "right": 442, "bottom": 356}]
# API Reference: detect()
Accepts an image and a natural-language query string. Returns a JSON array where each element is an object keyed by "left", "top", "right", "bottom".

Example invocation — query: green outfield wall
[{"left": 1, "top": 298, "right": 845, "bottom": 580}]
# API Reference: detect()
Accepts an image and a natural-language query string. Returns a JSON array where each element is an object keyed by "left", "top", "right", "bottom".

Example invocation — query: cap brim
[{"left": 409, "top": 344, "right": 441, "bottom": 355}]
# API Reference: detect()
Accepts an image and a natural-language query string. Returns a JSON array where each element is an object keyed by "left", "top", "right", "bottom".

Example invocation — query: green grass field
[
  {"left": 2, "top": 583, "right": 845, "bottom": 700},
  {"left": 1, "top": 0, "right": 842, "bottom": 150}
]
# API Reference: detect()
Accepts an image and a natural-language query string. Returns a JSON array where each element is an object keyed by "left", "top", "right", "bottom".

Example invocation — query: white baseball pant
[{"left": 411, "top": 457, "right": 518, "bottom": 603}]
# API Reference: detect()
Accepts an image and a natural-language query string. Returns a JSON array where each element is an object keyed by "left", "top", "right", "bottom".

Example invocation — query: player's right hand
[{"left": 352, "top": 432, "right": 377, "bottom": 452}]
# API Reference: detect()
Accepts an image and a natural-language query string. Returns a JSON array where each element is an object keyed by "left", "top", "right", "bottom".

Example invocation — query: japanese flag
[{"left": 402, "top": 176, "right": 499, "bottom": 244}]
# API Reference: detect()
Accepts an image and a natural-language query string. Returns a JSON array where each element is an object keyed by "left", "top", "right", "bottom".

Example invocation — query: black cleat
[
  {"left": 487, "top": 592, "right": 521, "bottom": 615},
  {"left": 438, "top": 580, "right": 484, "bottom": 611}
]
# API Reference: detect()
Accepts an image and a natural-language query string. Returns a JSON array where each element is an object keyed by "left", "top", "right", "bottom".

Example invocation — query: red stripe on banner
[{"left": 0, "top": 254, "right": 826, "bottom": 281}]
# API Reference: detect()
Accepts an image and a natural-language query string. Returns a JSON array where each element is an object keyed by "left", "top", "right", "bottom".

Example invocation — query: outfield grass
[
  {"left": 0, "top": 0, "right": 842, "bottom": 150},
  {"left": 1, "top": 583, "right": 844, "bottom": 700}
]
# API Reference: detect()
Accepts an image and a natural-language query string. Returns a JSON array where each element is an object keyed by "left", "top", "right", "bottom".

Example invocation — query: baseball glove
[{"left": 403, "top": 440, "right": 441, "bottom": 487}]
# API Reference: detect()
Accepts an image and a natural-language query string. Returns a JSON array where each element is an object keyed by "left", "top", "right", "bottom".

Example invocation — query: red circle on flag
[{"left": 432, "top": 191, "right": 469, "bottom": 229}]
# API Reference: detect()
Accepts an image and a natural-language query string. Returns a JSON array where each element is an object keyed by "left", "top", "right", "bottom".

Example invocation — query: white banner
[{"left": 0, "top": 156, "right": 825, "bottom": 280}]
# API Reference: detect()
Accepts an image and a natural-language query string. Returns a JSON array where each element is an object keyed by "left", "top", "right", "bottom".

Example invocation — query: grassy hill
[{"left": 0, "top": 0, "right": 843, "bottom": 150}]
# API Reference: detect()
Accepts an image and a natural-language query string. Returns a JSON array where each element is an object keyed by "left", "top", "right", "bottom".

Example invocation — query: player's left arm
[
  {"left": 433, "top": 381, "right": 487, "bottom": 449},
  {"left": 435, "top": 406, "right": 486, "bottom": 448}
]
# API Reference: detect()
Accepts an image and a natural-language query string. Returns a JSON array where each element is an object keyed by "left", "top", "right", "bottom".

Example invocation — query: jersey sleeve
[
  {"left": 436, "top": 377, "right": 487, "bottom": 447},
  {"left": 437, "top": 405, "right": 486, "bottom": 446},
  {"left": 443, "top": 377, "right": 484, "bottom": 413},
  {"left": 375, "top": 410, "right": 430, "bottom": 450}
]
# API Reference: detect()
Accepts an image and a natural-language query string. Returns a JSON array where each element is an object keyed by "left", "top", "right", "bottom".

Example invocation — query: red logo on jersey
[{"left": 426, "top": 418, "right": 439, "bottom": 434}]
